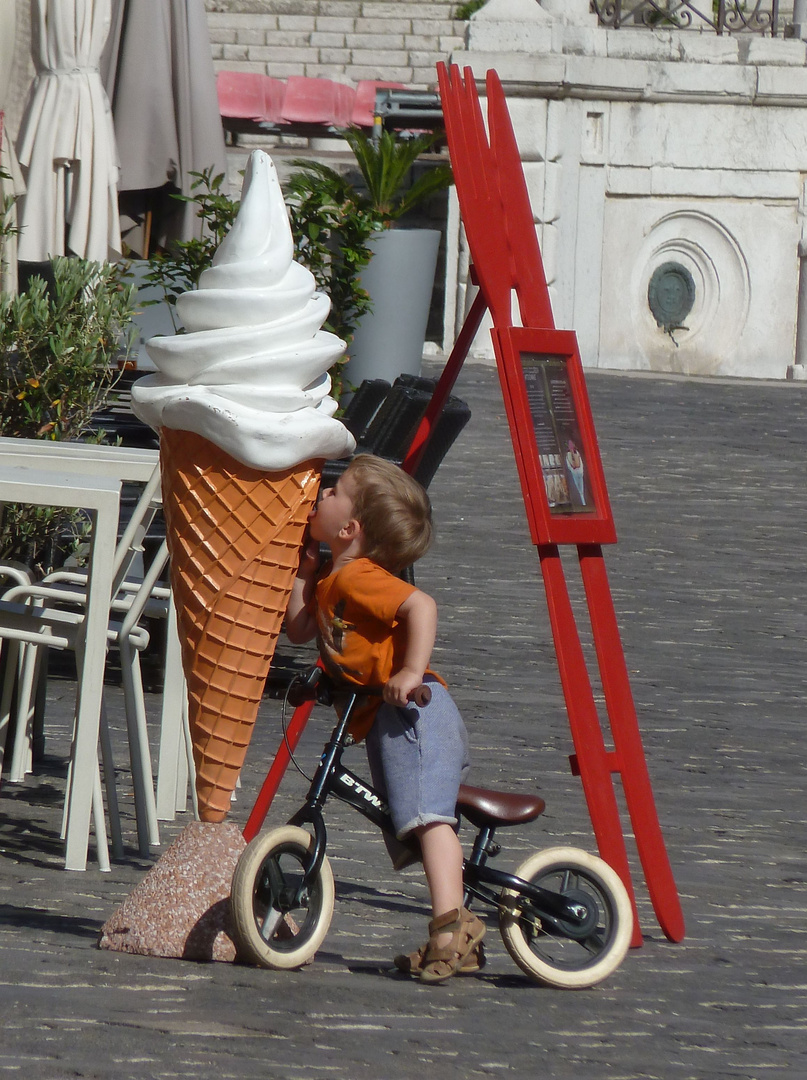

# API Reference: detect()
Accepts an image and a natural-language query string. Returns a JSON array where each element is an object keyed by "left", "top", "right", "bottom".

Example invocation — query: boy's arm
[
  {"left": 285, "top": 539, "right": 320, "bottom": 644},
  {"left": 383, "top": 588, "right": 438, "bottom": 707}
]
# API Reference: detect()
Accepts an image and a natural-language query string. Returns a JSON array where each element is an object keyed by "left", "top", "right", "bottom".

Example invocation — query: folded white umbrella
[
  {"left": 104, "top": 0, "right": 228, "bottom": 253},
  {"left": 0, "top": 0, "right": 24, "bottom": 290},
  {"left": 15, "top": 0, "right": 121, "bottom": 262}
]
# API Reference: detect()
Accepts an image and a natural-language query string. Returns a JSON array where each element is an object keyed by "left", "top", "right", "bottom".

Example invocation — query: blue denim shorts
[{"left": 365, "top": 681, "right": 470, "bottom": 839}]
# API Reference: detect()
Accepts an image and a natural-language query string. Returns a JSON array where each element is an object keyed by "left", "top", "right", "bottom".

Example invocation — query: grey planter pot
[{"left": 342, "top": 228, "right": 441, "bottom": 389}]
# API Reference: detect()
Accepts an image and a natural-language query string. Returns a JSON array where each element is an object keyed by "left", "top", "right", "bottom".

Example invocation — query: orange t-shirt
[{"left": 314, "top": 558, "right": 443, "bottom": 740}]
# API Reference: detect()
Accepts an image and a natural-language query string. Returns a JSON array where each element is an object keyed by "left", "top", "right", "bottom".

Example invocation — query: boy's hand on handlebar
[{"left": 384, "top": 669, "right": 430, "bottom": 708}]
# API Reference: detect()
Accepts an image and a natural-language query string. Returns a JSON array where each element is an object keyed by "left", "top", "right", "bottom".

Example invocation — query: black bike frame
[
  {"left": 288, "top": 691, "right": 396, "bottom": 887},
  {"left": 284, "top": 685, "right": 591, "bottom": 932}
]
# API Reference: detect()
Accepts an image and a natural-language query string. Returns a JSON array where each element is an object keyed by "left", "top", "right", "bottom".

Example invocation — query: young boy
[{"left": 285, "top": 455, "right": 485, "bottom": 984}]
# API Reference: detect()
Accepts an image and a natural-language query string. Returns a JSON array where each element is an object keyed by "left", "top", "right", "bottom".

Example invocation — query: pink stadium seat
[
  {"left": 280, "top": 76, "right": 357, "bottom": 128},
  {"left": 216, "top": 72, "right": 286, "bottom": 124},
  {"left": 217, "top": 72, "right": 268, "bottom": 120},
  {"left": 262, "top": 77, "right": 287, "bottom": 124},
  {"left": 351, "top": 80, "right": 406, "bottom": 128},
  {"left": 332, "top": 82, "right": 358, "bottom": 128}
]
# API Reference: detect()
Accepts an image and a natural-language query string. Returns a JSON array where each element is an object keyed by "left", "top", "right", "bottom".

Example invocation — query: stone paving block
[{"left": 1, "top": 364, "right": 806, "bottom": 1079}]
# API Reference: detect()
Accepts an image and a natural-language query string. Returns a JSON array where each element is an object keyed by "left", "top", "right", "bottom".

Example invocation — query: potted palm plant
[{"left": 287, "top": 128, "right": 453, "bottom": 391}]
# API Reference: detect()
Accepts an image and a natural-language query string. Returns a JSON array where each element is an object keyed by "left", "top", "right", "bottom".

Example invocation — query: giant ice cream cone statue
[{"left": 132, "top": 150, "right": 355, "bottom": 821}]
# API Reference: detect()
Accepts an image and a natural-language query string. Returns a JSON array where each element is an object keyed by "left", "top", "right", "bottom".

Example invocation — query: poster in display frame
[{"left": 491, "top": 326, "right": 617, "bottom": 547}]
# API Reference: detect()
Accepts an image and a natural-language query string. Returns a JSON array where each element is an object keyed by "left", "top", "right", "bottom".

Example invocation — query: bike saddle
[{"left": 457, "top": 785, "right": 546, "bottom": 829}]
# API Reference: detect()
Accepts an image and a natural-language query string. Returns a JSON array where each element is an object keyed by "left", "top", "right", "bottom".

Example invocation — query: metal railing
[{"left": 591, "top": 1, "right": 783, "bottom": 35}]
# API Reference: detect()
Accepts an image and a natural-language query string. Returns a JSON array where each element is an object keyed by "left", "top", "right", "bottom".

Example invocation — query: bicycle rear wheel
[
  {"left": 498, "top": 846, "right": 632, "bottom": 989},
  {"left": 231, "top": 825, "right": 334, "bottom": 970}
]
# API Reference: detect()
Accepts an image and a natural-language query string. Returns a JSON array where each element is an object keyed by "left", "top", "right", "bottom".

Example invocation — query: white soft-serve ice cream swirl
[{"left": 131, "top": 149, "right": 356, "bottom": 471}]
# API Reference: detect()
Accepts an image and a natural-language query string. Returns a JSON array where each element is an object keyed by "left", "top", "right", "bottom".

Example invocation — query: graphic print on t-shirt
[{"left": 317, "top": 597, "right": 362, "bottom": 681}]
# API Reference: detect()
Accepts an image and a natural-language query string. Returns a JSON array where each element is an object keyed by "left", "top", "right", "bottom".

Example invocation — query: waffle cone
[{"left": 160, "top": 428, "right": 321, "bottom": 822}]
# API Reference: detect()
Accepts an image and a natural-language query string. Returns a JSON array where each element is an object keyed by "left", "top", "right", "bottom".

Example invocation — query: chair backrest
[
  {"left": 262, "top": 76, "right": 287, "bottom": 123},
  {"left": 118, "top": 539, "right": 171, "bottom": 641},
  {"left": 5, "top": 462, "right": 164, "bottom": 604},
  {"left": 358, "top": 383, "right": 431, "bottom": 462},
  {"left": 110, "top": 464, "right": 163, "bottom": 592},
  {"left": 0, "top": 562, "right": 33, "bottom": 594},
  {"left": 340, "top": 379, "right": 392, "bottom": 440},
  {"left": 216, "top": 71, "right": 268, "bottom": 120}
]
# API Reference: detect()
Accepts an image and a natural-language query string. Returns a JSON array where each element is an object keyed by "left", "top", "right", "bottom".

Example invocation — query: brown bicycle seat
[{"left": 456, "top": 784, "right": 546, "bottom": 829}]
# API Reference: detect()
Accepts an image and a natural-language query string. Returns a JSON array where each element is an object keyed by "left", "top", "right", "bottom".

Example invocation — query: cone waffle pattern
[{"left": 160, "top": 428, "right": 320, "bottom": 822}]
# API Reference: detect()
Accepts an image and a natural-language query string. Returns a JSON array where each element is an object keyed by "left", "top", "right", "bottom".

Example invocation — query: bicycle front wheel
[
  {"left": 498, "top": 846, "right": 633, "bottom": 989},
  {"left": 231, "top": 825, "right": 335, "bottom": 970}
]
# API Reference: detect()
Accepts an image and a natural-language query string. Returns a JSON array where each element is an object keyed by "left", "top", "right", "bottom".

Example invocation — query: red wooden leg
[
  {"left": 578, "top": 546, "right": 686, "bottom": 943},
  {"left": 538, "top": 546, "right": 643, "bottom": 946},
  {"left": 242, "top": 698, "right": 315, "bottom": 842}
]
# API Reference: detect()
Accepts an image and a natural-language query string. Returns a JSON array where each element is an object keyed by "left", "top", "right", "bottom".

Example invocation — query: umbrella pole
[{"left": 143, "top": 208, "right": 153, "bottom": 259}]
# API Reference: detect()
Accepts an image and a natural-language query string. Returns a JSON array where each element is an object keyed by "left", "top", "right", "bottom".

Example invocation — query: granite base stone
[{"left": 98, "top": 821, "right": 246, "bottom": 963}]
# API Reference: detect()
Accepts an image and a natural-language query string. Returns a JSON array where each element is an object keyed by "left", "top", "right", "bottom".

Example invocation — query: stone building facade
[
  {"left": 203, "top": 1, "right": 466, "bottom": 88},
  {"left": 5, "top": 1, "right": 807, "bottom": 379}
]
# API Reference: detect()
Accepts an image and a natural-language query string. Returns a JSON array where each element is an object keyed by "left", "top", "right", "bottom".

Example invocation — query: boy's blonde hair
[{"left": 343, "top": 454, "right": 433, "bottom": 573}]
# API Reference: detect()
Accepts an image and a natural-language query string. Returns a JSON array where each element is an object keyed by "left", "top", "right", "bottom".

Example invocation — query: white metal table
[
  {"left": 0, "top": 464, "right": 121, "bottom": 870},
  {"left": 0, "top": 436, "right": 158, "bottom": 483}
]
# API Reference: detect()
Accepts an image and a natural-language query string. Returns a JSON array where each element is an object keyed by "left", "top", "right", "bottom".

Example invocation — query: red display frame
[{"left": 492, "top": 327, "right": 617, "bottom": 547}]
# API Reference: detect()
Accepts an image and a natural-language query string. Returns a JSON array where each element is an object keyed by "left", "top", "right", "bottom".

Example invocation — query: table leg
[{"left": 63, "top": 504, "right": 118, "bottom": 871}]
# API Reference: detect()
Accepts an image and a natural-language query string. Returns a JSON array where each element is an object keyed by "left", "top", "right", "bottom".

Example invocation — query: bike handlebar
[
  {"left": 398, "top": 683, "right": 432, "bottom": 707},
  {"left": 287, "top": 666, "right": 432, "bottom": 708}
]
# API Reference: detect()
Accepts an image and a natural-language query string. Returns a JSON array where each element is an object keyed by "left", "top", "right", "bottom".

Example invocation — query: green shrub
[
  {"left": 285, "top": 130, "right": 452, "bottom": 396},
  {"left": 0, "top": 254, "right": 136, "bottom": 574},
  {"left": 0, "top": 259, "right": 135, "bottom": 440},
  {"left": 284, "top": 160, "right": 378, "bottom": 332}
]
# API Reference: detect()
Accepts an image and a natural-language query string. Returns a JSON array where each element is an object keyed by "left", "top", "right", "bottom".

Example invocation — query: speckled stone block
[{"left": 99, "top": 821, "right": 246, "bottom": 963}]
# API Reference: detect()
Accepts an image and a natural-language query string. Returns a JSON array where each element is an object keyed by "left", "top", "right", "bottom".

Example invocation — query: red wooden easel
[{"left": 245, "top": 64, "right": 685, "bottom": 947}]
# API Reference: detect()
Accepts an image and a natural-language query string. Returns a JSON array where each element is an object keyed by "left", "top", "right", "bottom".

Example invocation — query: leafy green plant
[
  {"left": 285, "top": 130, "right": 453, "bottom": 396},
  {"left": 284, "top": 160, "right": 378, "bottom": 335},
  {"left": 0, "top": 259, "right": 135, "bottom": 440},
  {"left": 341, "top": 128, "right": 453, "bottom": 223},
  {"left": 0, "top": 255, "right": 137, "bottom": 574}
]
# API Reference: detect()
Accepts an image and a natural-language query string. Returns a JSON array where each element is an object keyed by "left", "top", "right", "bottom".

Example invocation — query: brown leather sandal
[
  {"left": 394, "top": 937, "right": 486, "bottom": 976},
  {"left": 417, "top": 907, "right": 487, "bottom": 985}
]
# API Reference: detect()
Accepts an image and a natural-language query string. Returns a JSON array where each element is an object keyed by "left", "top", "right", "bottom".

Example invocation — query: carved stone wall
[{"left": 450, "top": 0, "right": 807, "bottom": 380}]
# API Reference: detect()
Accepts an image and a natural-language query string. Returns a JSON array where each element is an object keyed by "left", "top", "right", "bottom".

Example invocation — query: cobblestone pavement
[{"left": 1, "top": 362, "right": 806, "bottom": 1080}]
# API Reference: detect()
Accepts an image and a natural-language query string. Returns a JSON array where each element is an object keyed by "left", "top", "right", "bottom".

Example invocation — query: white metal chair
[
  {"left": 0, "top": 537, "right": 170, "bottom": 852},
  {"left": 155, "top": 592, "right": 197, "bottom": 822},
  {"left": 0, "top": 436, "right": 158, "bottom": 482},
  {"left": 13, "top": 467, "right": 198, "bottom": 831}
]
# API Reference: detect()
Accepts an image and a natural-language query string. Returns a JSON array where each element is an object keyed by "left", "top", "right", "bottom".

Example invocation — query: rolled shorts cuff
[{"left": 397, "top": 813, "right": 457, "bottom": 841}]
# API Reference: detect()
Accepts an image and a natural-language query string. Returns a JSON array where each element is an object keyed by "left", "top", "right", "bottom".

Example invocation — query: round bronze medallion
[{"left": 648, "top": 262, "right": 696, "bottom": 332}]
